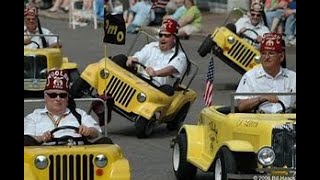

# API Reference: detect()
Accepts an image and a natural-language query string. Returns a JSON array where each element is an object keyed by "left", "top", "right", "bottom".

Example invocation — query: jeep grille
[
  {"left": 105, "top": 76, "right": 136, "bottom": 107},
  {"left": 49, "top": 154, "right": 94, "bottom": 180},
  {"left": 272, "top": 123, "right": 296, "bottom": 168},
  {"left": 227, "top": 40, "right": 257, "bottom": 68}
]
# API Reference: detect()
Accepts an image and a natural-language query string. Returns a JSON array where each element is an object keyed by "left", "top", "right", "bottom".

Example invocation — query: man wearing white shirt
[{"left": 235, "top": 32, "right": 296, "bottom": 113}]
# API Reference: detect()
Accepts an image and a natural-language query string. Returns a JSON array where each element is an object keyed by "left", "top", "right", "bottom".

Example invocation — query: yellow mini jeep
[
  {"left": 24, "top": 34, "right": 80, "bottom": 92},
  {"left": 24, "top": 98, "right": 131, "bottom": 180},
  {"left": 71, "top": 31, "right": 198, "bottom": 138},
  {"left": 198, "top": 8, "right": 262, "bottom": 75},
  {"left": 171, "top": 92, "right": 296, "bottom": 180}
]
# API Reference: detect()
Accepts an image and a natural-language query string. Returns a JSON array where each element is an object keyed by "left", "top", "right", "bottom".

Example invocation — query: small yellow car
[
  {"left": 71, "top": 31, "right": 198, "bottom": 138},
  {"left": 198, "top": 8, "right": 261, "bottom": 75},
  {"left": 24, "top": 98, "right": 131, "bottom": 180},
  {"left": 171, "top": 92, "right": 296, "bottom": 180},
  {"left": 24, "top": 34, "right": 79, "bottom": 92}
]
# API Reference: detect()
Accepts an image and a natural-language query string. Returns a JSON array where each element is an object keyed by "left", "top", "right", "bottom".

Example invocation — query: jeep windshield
[{"left": 24, "top": 55, "right": 47, "bottom": 79}]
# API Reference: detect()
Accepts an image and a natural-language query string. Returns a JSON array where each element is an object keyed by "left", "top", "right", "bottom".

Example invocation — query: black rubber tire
[
  {"left": 213, "top": 146, "right": 237, "bottom": 180},
  {"left": 172, "top": 133, "right": 197, "bottom": 180},
  {"left": 167, "top": 103, "right": 190, "bottom": 131},
  {"left": 198, "top": 34, "right": 214, "bottom": 57},
  {"left": 135, "top": 117, "right": 153, "bottom": 138},
  {"left": 70, "top": 77, "right": 91, "bottom": 98}
]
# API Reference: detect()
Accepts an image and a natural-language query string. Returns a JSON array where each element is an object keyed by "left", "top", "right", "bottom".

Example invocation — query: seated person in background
[
  {"left": 235, "top": 0, "right": 270, "bottom": 47},
  {"left": 126, "top": 0, "right": 155, "bottom": 34},
  {"left": 112, "top": 19, "right": 188, "bottom": 95},
  {"left": 24, "top": 69, "right": 103, "bottom": 146},
  {"left": 235, "top": 32, "right": 296, "bottom": 113},
  {"left": 163, "top": 0, "right": 186, "bottom": 21},
  {"left": 24, "top": 6, "right": 61, "bottom": 49},
  {"left": 264, "top": 0, "right": 289, "bottom": 31},
  {"left": 176, "top": 0, "right": 202, "bottom": 39}
]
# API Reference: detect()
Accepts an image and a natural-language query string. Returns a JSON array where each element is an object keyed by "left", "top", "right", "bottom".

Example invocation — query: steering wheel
[
  {"left": 29, "top": 41, "right": 40, "bottom": 49},
  {"left": 49, "top": 126, "right": 86, "bottom": 145},
  {"left": 239, "top": 29, "right": 259, "bottom": 45},
  {"left": 254, "top": 99, "right": 286, "bottom": 113},
  {"left": 132, "top": 61, "right": 156, "bottom": 84}
]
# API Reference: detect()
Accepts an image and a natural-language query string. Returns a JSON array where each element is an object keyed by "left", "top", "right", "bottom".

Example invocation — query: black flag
[{"left": 103, "top": 12, "right": 126, "bottom": 45}]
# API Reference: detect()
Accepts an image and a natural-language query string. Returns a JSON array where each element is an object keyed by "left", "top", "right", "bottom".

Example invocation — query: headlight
[
  {"left": 227, "top": 36, "right": 235, "bottom": 44},
  {"left": 94, "top": 154, "right": 108, "bottom": 168},
  {"left": 254, "top": 55, "right": 261, "bottom": 63},
  {"left": 137, "top": 93, "right": 147, "bottom": 103},
  {"left": 34, "top": 155, "right": 48, "bottom": 169},
  {"left": 99, "top": 69, "right": 109, "bottom": 79},
  {"left": 257, "top": 147, "right": 275, "bottom": 166}
]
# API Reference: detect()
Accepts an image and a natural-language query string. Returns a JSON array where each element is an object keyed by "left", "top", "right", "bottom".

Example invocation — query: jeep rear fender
[
  {"left": 179, "top": 125, "right": 214, "bottom": 171},
  {"left": 222, "top": 140, "right": 254, "bottom": 152},
  {"left": 24, "top": 163, "right": 38, "bottom": 180}
]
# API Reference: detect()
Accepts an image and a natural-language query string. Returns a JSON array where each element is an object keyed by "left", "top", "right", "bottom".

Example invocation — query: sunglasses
[
  {"left": 46, "top": 92, "right": 68, "bottom": 98},
  {"left": 159, "top": 33, "right": 172, "bottom": 38},
  {"left": 250, "top": 13, "right": 261, "bottom": 17},
  {"left": 25, "top": 18, "right": 37, "bottom": 21}
]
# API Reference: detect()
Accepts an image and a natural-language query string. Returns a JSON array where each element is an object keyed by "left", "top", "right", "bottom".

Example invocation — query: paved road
[{"left": 25, "top": 17, "right": 296, "bottom": 180}]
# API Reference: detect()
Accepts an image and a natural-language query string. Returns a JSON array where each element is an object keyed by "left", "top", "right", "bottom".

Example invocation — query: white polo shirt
[
  {"left": 236, "top": 65, "right": 296, "bottom": 113},
  {"left": 24, "top": 26, "right": 59, "bottom": 49},
  {"left": 24, "top": 107, "right": 101, "bottom": 139},
  {"left": 133, "top": 41, "right": 187, "bottom": 86}
]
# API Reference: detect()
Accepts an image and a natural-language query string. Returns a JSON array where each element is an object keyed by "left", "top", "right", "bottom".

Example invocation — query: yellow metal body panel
[
  {"left": 80, "top": 58, "right": 197, "bottom": 120},
  {"left": 24, "top": 48, "right": 78, "bottom": 91},
  {"left": 211, "top": 27, "right": 261, "bottom": 71},
  {"left": 179, "top": 106, "right": 296, "bottom": 171},
  {"left": 24, "top": 144, "right": 130, "bottom": 180}
]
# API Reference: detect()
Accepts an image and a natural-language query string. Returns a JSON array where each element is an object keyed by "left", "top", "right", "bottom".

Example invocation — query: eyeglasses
[
  {"left": 250, "top": 13, "right": 261, "bottom": 17},
  {"left": 46, "top": 92, "right": 68, "bottom": 98},
  {"left": 261, "top": 52, "right": 280, "bottom": 58},
  {"left": 159, "top": 33, "right": 172, "bottom": 38}
]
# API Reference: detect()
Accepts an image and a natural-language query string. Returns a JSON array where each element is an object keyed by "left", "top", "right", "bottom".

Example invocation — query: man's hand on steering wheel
[
  {"left": 78, "top": 125, "right": 93, "bottom": 137},
  {"left": 145, "top": 67, "right": 157, "bottom": 77}
]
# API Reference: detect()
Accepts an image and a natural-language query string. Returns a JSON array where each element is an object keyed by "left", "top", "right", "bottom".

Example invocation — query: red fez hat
[
  {"left": 24, "top": 6, "right": 38, "bottom": 17},
  {"left": 260, "top": 32, "right": 284, "bottom": 53},
  {"left": 160, "top": 19, "right": 179, "bottom": 34},
  {"left": 45, "top": 69, "right": 70, "bottom": 91}
]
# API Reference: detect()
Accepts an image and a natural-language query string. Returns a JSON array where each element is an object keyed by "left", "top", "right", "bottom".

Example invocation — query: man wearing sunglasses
[
  {"left": 234, "top": 0, "right": 270, "bottom": 48},
  {"left": 24, "top": 69, "right": 102, "bottom": 145},
  {"left": 112, "top": 19, "right": 188, "bottom": 96},
  {"left": 235, "top": 32, "right": 296, "bottom": 113},
  {"left": 24, "top": 6, "right": 61, "bottom": 49}
]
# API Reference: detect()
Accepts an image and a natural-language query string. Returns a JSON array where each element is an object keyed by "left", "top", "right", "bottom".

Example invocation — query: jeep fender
[
  {"left": 24, "top": 163, "right": 38, "bottom": 180},
  {"left": 222, "top": 140, "right": 254, "bottom": 152},
  {"left": 178, "top": 125, "right": 213, "bottom": 171}
]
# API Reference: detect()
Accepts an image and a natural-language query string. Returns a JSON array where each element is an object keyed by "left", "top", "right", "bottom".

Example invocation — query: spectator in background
[
  {"left": 126, "top": 0, "right": 155, "bottom": 34},
  {"left": 235, "top": 0, "right": 270, "bottom": 48},
  {"left": 176, "top": 0, "right": 202, "bottom": 39},
  {"left": 264, "top": 0, "right": 289, "bottom": 31},
  {"left": 48, "top": 0, "right": 70, "bottom": 12},
  {"left": 163, "top": 0, "right": 186, "bottom": 21},
  {"left": 283, "top": 0, "right": 296, "bottom": 46}
]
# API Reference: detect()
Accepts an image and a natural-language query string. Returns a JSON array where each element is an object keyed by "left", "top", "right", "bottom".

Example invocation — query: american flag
[
  {"left": 203, "top": 57, "right": 215, "bottom": 107},
  {"left": 152, "top": 0, "right": 170, "bottom": 9}
]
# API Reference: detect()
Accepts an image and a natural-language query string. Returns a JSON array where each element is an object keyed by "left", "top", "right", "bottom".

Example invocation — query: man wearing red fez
[
  {"left": 24, "top": 6, "right": 61, "bottom": 49},
  {"left": 24, "top": 69, "right": 102, "bottom": 145},
  {"left": 235, "top": 32, "right": 296, "bottom": 113},
  {"left": 111, "top": 19, "right": 188, "bottom": 96},
  {"left": 235, "top": 0, "right": 270, "bottom": 48}
]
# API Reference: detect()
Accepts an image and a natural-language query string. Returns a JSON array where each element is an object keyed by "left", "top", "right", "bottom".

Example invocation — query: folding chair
[{"left": 69, "top": 0, "right": 98, "bottom": 29}]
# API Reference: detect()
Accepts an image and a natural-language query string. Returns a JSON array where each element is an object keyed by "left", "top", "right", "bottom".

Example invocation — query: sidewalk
[{"left": 38, "top": 10, "right": 227, "bottom": 37}]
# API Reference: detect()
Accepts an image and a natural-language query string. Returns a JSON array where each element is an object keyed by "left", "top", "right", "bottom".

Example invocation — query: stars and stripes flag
[{"left": 203, "top": 57, "right": 215, "bottom": 107}]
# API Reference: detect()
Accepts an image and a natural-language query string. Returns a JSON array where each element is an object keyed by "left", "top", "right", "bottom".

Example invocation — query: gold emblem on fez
[{"left": 265, "top": 39, "right": 274, "bottom": 47}]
